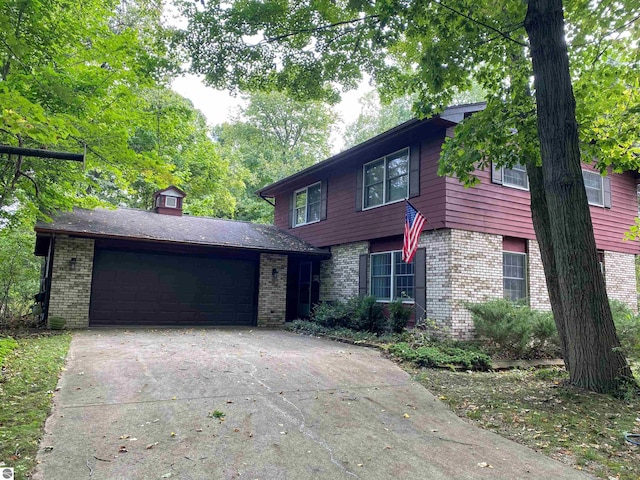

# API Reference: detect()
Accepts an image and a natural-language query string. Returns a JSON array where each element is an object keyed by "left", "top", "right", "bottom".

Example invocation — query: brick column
[
  {"left": 605, "top": 251, "right": 638, "bottom": 312},
  {"left": 257, "top": 253, "right": 288, "bottom": 326},
  {"left": 528, "top": 239, "right": 551, "bottom": 311},
  {"left": 319, "top": 241, "right": 369, "bottom": 302},
  {"left": 48, "top": 235, "right": 95, "bottom": 328}
]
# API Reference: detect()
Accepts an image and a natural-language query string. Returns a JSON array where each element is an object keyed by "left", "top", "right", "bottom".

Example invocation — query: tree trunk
[{"left": 524, "top": 0, "right": 633, "bottom": 392}]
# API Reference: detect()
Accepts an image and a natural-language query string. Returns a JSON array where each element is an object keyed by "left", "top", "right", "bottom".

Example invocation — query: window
[
  {"left": 582, "top": 170, "right": 603, "bottom": 206},
  {"left": 165, "top": 196, "right": 177, "bottom": 208},
  {"left": 502, "top": 164, "right": 529, "bottom": 189},
  {"left": 370, "top": 251, "right": 414, "bottom": 301},
  {"left": 363, "top": 149, "right": 409, "bottom": 209},
  {"left": 293, "top": 183, "right": 321, "bottom": 227},
  {"left": 503, "top": 252, "right": 527, "bottom": 301}
]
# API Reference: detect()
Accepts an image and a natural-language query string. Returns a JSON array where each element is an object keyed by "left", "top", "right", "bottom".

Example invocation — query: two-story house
[
  {"left": 257, "top": 103, "right": 639, "bottom": 338},
  {"left": 34, "top": 104, "right": 638, "bottom": 335}
]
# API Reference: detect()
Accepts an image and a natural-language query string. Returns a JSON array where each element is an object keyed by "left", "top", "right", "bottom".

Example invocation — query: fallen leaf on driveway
[
  {"left": 118, "top": 446, "right": 128, "bottom": 453},
  {"left": 403, "top": 414, "right": 410, "bottom": 418},
  {"left": 119, "top": 435, "right": 130, "bottom": 440},
  {"left": 146, "top": 442, "right": 159, "bottom": 450},
  {"left": 161, "top": 473, "right": 172, "bottom": 478},
  {"left": 477, "top": 462, "right": 493, "bottom": 468}
]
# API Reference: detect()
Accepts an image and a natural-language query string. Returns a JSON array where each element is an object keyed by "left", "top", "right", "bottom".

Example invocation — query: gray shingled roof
[{"left": 35, "top": 207, "right": 328, "bottom": 256}]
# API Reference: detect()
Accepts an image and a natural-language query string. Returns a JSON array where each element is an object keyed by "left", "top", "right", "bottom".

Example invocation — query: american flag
[{"left": 402, "top": 201, "right": 426, "bottom": 263}]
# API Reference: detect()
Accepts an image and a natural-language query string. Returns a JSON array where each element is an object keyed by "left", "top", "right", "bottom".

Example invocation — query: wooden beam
[{"left": 0, "top": 145, "right": 84, "bottom": 162}]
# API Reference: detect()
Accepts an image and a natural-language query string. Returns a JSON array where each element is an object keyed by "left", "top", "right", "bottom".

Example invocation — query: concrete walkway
[{"left": 34, "top": 329, "right": 592, "bottom": 480}]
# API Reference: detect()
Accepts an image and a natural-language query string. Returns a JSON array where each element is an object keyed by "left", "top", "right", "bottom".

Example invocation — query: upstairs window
[
  {"left": 502, "top": 164, "right": 529, "bottom": 189},
  {"left": 370, "top": 251, "right": 415, "bottom": 301},
  {"left": 363, "top": 149, "right": 409, "bottom": 209},
  {"left": 492, "top": 162, "right": 529, "bottom": 190},
  {"left": 583, "top": 170, "right": 604, "bottom": 206},
  {"left": 294, "top": 183, "right": 321, "bottom": 227}
]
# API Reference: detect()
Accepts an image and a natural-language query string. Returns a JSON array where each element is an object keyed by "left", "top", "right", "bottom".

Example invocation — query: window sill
[
  {"left": 374, "top": 299, "right": 415, "bottom": 304},
  {"left": 362, "top": 197, "right": 406, "bottom": 211},
  {"left": 292, "top": 219, "right": 321, "bottom": 228},
  {"left": 502, "top": 183, "right": 529, "bottom": 191}
]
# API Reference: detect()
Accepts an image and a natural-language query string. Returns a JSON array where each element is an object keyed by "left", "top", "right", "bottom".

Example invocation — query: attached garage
[
  {"left": 90, "top": 247, "right": 257, "bottom": 327},
  {"left": 34, "top": 187, "right": 328, "bottom": 329}
]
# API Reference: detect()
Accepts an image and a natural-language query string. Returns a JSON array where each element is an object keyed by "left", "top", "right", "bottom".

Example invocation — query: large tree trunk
[{"left": 524, "top": 0, "right": 633, "bottom": 392}]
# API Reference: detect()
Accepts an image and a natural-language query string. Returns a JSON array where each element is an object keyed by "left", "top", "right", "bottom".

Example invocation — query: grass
[
  {"left": 0, "top": 333, "right": 71, "bottom": 478},
  {"left": 415, "top": 365, "right": 640, "bottom": 480}
]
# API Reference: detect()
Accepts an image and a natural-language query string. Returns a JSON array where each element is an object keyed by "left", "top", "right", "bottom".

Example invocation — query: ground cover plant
[
  {"left": 416, "top": 366, "right": 640, "bottom": 480},
  {"left": 0, "top": 333, "right": 71, "bottom": 478}
]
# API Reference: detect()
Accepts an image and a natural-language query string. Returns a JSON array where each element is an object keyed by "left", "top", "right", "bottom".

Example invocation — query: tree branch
[
  {"left": 259, "top": 15, "right": 381, "bottom": 45},
  {"left": 433, "top": 0, "right": 528, "bottom": 47},
  {"left": 18, "top": 171, "right": 39, "bottom": 198}
]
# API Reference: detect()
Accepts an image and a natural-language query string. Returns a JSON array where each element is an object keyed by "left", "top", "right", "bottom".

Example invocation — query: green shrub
[
  {"left": 388, "top": 298, "right": 412, "bottom": 333},
  {"left": 48, "top": 316, "right": 66, "bottom": 330},
  {"left": 388, "top": 341, "right": 491, "bottom": 370},
  {"left": 610, "top": 300, "right": 640, "bottom": 360},
  {"left": 354, "top": 296, "right": 386, "bottom": 333},
  {"left": 0, "top": 336, "right": 19, "bottom": 365},
  {"left": 530, "top": 311, "right": 560, "bottom": 356},
  {"left": 466, "top": 299, "right": 532, "bottom": 357}
]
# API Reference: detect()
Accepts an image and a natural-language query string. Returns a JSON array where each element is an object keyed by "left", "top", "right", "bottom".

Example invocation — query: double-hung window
[
  {"left": 503, "top": 252, "right": 527, "bottom": 301},
  {"left": 294, "top": 183, "right": 321, "bottom": 227},
  {"left": 502, "top": 164, "right": 529, "bottom": 189},
  {"left": 370, "top": 251, "right": 414, "bottom": 301},
  {"left": 582, "top": 170, "right": 604, "bottom": 206},
  {"left": 363, "top": 149, "right": 409, "bottom": 209}
]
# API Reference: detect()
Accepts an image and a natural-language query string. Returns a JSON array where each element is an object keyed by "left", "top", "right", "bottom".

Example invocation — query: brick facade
[
  {"left": 528, "top": 239, "right": 551, "bottom": 311},
  {"left": 257, "top": 253, "right": 288, "bottom": 326},
  {"left": 449, "top": 230, "right": 503, "bottom": 339},
  {"left": 319, "top": 241, "right": 369, "bottom": 301},
  {"left": 420, "top": 230, "right": 452, "bottom": 332},
  {"left": 48, "top": 235, "right": 95, "bottom": 328},
  {"left": 604, "top": 251, "right": 638, "bottom": 312}
]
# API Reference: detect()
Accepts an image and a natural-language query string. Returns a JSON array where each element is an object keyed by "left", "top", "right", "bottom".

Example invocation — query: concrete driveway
[{"left": 34, "top": 329, "right": 591, "bottom": 480}]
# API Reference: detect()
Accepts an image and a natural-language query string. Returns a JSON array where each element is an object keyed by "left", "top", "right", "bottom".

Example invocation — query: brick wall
[
  {"left": 449, "top": 230, "right": 503, "bottom": 339},
  {"left": 319, "top": 241, "right": 369, "bottom": 302},
  {"left": 48, "top": 235, "right": 95, "bottom": 328},
  {"left": 257, "top": 253, "right": 288, "bottom": 326},
  {"left": 528, "top": 239, "right": 551, "bottom": 311},
  {"left": 605, "top": 251, "right": 638, "bottom": 312},
  {"left": 420, "top": 230, "right": 452, "bottom": 333}
]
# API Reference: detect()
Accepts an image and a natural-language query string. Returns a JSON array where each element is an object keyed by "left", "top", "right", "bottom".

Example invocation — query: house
[
  {"left": 256, "top": 103, "right": 639, "bottom": 338},
  {"left": 35, "top": 105, "right": 639, "bottom": 335},
  {"left": 34, "top": 187, "right": 328, "bottom": 328}
]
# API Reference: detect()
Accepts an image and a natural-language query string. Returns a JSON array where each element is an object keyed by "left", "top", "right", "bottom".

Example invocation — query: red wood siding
[
  {"left": 273, "top": 131, "right": 448, "bottom": 248},
  {"left": 445, "top": 164, "right": 639, "bottom": 254},
  {"left": 272, "top": 125, "right": 639, "bottom": 255}
]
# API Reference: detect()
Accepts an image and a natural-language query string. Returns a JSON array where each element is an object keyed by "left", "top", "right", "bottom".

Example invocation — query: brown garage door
[{"left": 89, "top": 249, "right": 257, "bottom": 327}]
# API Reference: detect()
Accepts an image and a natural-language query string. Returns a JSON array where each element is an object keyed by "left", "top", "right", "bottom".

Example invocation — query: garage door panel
[{"left": 90, "top": 249, "right": 257, "bottom": 327}]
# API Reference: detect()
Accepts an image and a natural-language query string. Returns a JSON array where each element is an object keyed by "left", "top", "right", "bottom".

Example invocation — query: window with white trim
[
  {"left": 503, "top": 252, "right": 527, "bottom": 301},
  {"left": 502, "top": 164, "right": 529, "bottom": 189},
  {"left": 370, "top": 251, "right": 414, "bottom": 301},
  {"left": 582, "top": 170, "right": 604, "bottom": 206},
  {"left": 165, "top": 196, "right": 178, "bottom": 208},
  {"left": 293, "top": 182, "right": 321, "bottom": 227},
  {"left": 363, "top": 149, "right": 409, "bottom": 209}
]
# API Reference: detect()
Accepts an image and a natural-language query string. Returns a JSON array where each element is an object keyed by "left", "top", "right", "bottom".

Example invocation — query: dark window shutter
[
  {"left": 320, "top": 180, "right": 328, "bottom": 220},
  {"left": 491, "top": 162, "right": 503, "bottom": 184},
  {"left": 603, "top": 176, "right": 612, "bottom": 208},
  {"left": 414, "top": 248, "right": 426, "bottom": 322},
  {"left": 409, "top": 145, "right": 420, "bottom": 198},
  {"left": 355, "top": 166, "right": 363, "bottom": 211},
  {"left": 288, "top": 192, "right": 295, "bottom": 228},
  {"left": 358, "top": 253, "right": 368, "bottom": 297}
]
